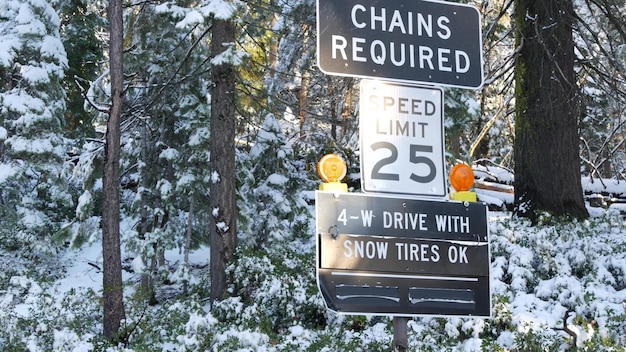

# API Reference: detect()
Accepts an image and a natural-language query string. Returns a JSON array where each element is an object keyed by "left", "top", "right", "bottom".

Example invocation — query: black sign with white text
[
  {"left": 320, "top": 234, "right": 488, "bottom": 277},
  {"left": 315, "top": 191, "right": 491, "bottom": 317},
  {"left": 316, "top": 191, "right": 487, "bottom": 241},
  {"left": 316, "top": 0, "right": 483, "bottom": 88}
]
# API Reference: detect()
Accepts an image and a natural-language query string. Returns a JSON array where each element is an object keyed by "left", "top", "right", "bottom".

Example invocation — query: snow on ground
[{"left": 2, "top": 196, "right": 626, "bottom": 350}]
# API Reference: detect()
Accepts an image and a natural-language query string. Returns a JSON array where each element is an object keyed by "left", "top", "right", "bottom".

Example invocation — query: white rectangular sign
[{"left": 360, "top": 80, "right": 446, "bottom": 197}]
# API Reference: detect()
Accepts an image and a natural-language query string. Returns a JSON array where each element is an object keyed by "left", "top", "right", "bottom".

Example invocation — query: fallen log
[{"left": 475, "top": 180, "right": 514, "bottom": 194}]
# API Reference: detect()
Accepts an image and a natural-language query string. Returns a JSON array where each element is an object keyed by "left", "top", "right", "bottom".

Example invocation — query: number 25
[{"left": 370, "top": 142, "right": 436, "bottom": 183}]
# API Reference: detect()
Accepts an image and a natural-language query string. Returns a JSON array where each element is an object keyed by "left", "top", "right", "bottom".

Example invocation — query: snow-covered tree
[
  {"left": 239, "top": 113, "right": 314, "bottom": 249},
  {"left": 107, "top": 2, "right": 214, "bottom": 299},
  {"left": 268, "top": 0, "right": 359, "bottom": 149},
  {"left": 56, "top": 0, "right": 105, "bottom": 140},
  {"left": 0, "top": 0, "right": 72, "bottom": 259}
]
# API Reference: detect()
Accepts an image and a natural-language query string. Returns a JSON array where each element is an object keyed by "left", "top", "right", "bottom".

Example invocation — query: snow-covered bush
[
  {"left": 214, "top": 246, "right": 325, "bottom": 335},
  {"left": 484, "top": 212, "right": 626, "bottom": 350},
  {"left": 0, "top": 286, "right": 100, "bottom": 351}
]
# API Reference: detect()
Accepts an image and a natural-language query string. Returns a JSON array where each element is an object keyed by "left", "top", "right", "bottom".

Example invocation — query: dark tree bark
[
  {"left": 102, "top": 0, "right": 125, "bottom": 340},
  {"left": 513, "top": 0, "right": 588, "bottom": 221},
  {"left": 209, "top": 17, "right": 238, "bottom": 305}
]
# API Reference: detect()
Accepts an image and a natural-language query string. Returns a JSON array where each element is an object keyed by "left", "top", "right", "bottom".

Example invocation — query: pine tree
[
  {"left": 209, "top": 14, "right": 239, "bottom": 305},
  {"left": 240, "top": 114, "right": 313, "bottom": 249},
  {"left": 268, "top": 0, "right": 360, "bottom": 149},
  {"left": 102, "top": 0, "right": 125, "bottom": 338},
  {"left": 56, "top": 0, "right": 105, "bottom": 140},
  {"left": 119, "top": 2, "right": 213, "bottom": 301},
  {"left": 513, "top": 0, "right": 588, "bottom": 221},
  {"left": 0, "top": 0, "right": 72, "bottom": 259}
]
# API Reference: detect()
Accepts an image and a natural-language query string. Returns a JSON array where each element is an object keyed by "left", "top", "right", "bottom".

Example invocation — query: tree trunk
[
  {"left": 298, "top": 23, "right": 309, "bottom": 139},
  {"left": 342, "top": 78, "right": 354, "bottom": 138},
  {"left": 102, "top": 0, "right": 125, "bottom": 339},
  {"left": 269, "top": 13, "right": 278, "bottom": 79},
  {"left": 513, "top": 0, "right": 588, "bottom": 221},
  {"left": 209, "top": 17, "right": 238, "bottom": 305},
  {"left": 139, "top": 121, "right": 155, "bottom": 301},
  {"left": 183, "top": 193, "right": 194, "bottom": 294},
  {"left": 299, "top": 71, "right": 309, "bottom": 139},
  {"left": 330, "top": 86, "right": 337, "bottom": 140}
]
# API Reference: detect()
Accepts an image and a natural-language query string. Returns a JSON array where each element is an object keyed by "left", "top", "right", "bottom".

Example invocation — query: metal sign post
[{"left": 393, "top": 316, "right": 408, "bottom": 351}]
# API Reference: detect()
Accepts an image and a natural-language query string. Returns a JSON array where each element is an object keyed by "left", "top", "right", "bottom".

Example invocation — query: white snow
[
  {"left": 266, "top": 173, "right": 289, "bottom": 185},
  {"left": 582, "top": 177, "right": 626, "bottom": 196},
  {"left": 211, "top": 170, "right": 220, "bottom": 183},
  {"left": 175, "top": 9, "right": 204, "bottom": 29},
  {"left": 75, "top": 190, "right": 92, "bottom": 219},
  {"left": 3, "top": 90, "right": 46, "bottom": 115},
  {"left": 159, "top": 147, "right": 180, "bottom": 161},
  {"left": 20, "top": 64, "right": 51, "bottom": 84},
  {"left": 187, "top": 127, "right": 210, "bottom": 146},
  {"left": 0, "top": 163, "right": 17, "bottom": 183},
  {"left": 216, "top": 221, "right": 229, "bottom": 232}
]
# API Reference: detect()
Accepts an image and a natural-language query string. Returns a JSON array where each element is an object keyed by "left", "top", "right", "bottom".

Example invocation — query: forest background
[{"left": 1, "top": 0, "right": 626, "bottom": 350}]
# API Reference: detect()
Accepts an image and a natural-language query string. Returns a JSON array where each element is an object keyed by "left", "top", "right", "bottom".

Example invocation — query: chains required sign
[
  {"left": 316, "top": 0, "right": 483, "bottom": 89},
  {"left": 360, "top": 80, "right": 445, "bottom": 198}
]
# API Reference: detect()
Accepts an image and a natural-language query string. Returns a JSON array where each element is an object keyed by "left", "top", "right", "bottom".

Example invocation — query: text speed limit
[{"left": 360, "top": 80, "right": 446, "bottom": 198}]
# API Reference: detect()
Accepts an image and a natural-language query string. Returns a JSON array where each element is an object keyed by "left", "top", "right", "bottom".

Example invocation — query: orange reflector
[
  {"left": 450, "top": 163, "right": 475, "bottom": 192},
  {"left": 318, "top": 154, "right": 347, "bottom": 183}
]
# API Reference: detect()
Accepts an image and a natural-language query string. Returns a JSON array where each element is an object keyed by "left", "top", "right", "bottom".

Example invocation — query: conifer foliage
[{"left": 0, "top": 0, "right": 72, "bottom": 263}]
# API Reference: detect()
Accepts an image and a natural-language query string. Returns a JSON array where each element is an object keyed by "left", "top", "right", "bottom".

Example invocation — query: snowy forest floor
[{"left": 1, "top": 207, "right": 626, "bottom": 351}]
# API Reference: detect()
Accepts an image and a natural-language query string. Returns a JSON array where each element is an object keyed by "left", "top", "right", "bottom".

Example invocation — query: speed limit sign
[{"left": 360, "top": 80, "right": 446, "bottom": 198}]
